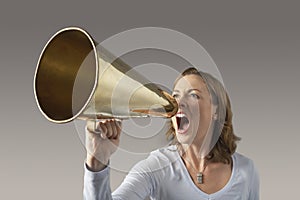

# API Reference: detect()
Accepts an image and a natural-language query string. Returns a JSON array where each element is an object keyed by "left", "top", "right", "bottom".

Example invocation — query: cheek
[
  {"left": 197, "top": 105, "right": 212, "bottom": 124},
  {"left": 199, "top": 110, "right": 213, "bottom": 128},
  {"left": 189, "top": 100, "right": 212, "bottom": 123}
]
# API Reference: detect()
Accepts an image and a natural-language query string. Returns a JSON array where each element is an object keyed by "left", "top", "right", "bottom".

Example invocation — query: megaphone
[{"left": 33, "top": 27, "right": 178, "bottom": 123}]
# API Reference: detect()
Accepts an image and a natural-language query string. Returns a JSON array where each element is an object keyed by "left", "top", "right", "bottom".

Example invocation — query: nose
[{"left": 177, "top": 96, "right": 187, "bottom": 108}]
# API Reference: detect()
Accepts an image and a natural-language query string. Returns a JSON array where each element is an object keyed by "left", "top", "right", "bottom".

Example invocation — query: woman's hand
[{"left": 85, "top": 119, "right": 122, "bottom": 172}]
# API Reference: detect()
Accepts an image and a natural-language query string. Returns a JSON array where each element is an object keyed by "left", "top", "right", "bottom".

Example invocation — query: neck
[{"left": 182, "top": 144, "right": 206, "bottom": 172}]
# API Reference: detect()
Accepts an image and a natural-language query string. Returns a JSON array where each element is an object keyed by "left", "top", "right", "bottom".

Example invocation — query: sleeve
[
  {"left": 83, "top": 163, "right": 113, "bottom": 200},
  {"left": 248, "top": 162, "right": 260, "bottom": 200},
  {"left": 83, "top": 158, "right": 156, "bottom": 200},
  {"left": 112, "top": 159, "right": 156, "bottom": 199}
]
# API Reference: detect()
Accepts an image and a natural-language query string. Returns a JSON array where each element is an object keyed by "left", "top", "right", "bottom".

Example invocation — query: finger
[
  {"left": 99, "top": 122, "right": 108, "bottom": 139},
  {"left": 86, "top": 125, "right": 99, "bottom": 141},
  {"left": 86, "top": 121, "right": 102, "bottom": 134},
  {"left": 109, "top": 120, "right": 118, "bottom": 139},
  {"left": 113, "top": 120, "right": 122, "bottom": 139},
  {"left": 105, "top": 120, "right": 113, "bottom": 138},
  {"left": 94, "top": 121, "right": 103, "bottom": 134},
  {"left": 86, "top": 120, "right": 96, "bottom": 133},
  {"left": 115, "top": 120, "right": 122, "bottom": 131}
]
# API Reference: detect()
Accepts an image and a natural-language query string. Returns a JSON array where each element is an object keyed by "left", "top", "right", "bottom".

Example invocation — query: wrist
[{"left": 86, "top": 155, "right": 108, "bottom": 172}]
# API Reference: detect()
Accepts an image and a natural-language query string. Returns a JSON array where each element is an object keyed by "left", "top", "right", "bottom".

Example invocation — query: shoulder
[
  {"left": 233, "top": 152, "right": 255, "bottom": 167},
  {"left": 151, "top": 145, "right": 178, "bottom": 159},
  {"left": 132, "top": 145, "right": 180, "bottom": 173},
  {"left": 233, "top": 152, "right": 259, "bottom": 178},
  {"left": 233, "top": 152, "right": 260, "bottom": 196},
  {"left": 233, "top": 152, "right": 253, "bottom": 165},
  {"left": 150, "top": 145, "right": 180, "bottom": 165}
]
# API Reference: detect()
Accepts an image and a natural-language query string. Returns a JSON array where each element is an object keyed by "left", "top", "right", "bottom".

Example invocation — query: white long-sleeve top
[{"left": 83, "top": 146, "right": 259, "bottom": 200}]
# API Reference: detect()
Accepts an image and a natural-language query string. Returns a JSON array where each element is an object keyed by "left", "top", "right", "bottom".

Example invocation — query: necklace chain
[{"left": 183, "top": 155, "right": 208, "bottom": 184}]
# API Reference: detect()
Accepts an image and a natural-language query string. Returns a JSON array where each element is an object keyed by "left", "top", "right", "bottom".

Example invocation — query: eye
[
  {"left": 172, "top": 93, "right": 179, "bottom": 99},
  {"left": 190, "top": 93, "right": 200, "bottom": 99}
]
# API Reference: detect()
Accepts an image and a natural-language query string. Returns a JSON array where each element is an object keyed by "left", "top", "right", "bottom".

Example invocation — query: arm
[
  {"left": 83, "top": 119, "right": 120, "bottom": 200},
  {"left": 112, "top": 158, "right": 156, "bottom": 199},
  {"left": 83, "top": 164, "right": 112, "bottom": 200},
  {"left": 83, "top": 156, "right": 155, "bottom": 200},
  {"left": 248, "top": 162, "right": 260, "bottom": 200},
  {"left": 83, "top": 120, "right": 154, "bottom": 200}
]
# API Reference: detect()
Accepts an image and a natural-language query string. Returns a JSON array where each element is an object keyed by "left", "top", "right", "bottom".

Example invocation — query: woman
[{"left": 83, "top": 67, "right": 260, "bottom": 200}]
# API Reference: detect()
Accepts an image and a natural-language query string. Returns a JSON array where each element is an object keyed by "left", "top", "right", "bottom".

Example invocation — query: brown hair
[{"left": 167, "top": 67, "right": 240, "bottom": 164}]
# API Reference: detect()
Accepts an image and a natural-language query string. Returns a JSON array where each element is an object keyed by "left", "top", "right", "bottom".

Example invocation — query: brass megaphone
[{"left": 34, "top": 27, "right": 178, "bottom": 123}]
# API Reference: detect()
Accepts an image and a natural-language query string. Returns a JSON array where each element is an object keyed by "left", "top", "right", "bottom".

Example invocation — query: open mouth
[{"left": 176, "top": 113, "right": 190, "bottom": 134}]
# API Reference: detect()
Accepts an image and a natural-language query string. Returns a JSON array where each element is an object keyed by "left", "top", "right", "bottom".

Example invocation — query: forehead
[{"left": 174, "top": 74, "right": 207, "bottom": 91}]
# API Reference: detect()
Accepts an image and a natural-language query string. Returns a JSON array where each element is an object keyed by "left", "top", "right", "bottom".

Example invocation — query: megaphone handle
[{"left": 91, "top": 118, "right": 122, "bottom": 134}]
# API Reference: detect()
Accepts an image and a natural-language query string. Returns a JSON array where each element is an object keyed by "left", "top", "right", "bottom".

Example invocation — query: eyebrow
[{"left": 173, "top": 89, "right": 203, "bottom": 93}]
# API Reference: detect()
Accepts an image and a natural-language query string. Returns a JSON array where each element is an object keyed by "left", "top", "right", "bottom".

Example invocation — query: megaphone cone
[{"left": 34, "top": 27, "right": 178, "bottom": 123}]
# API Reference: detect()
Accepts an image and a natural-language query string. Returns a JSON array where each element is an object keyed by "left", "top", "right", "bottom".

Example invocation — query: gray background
[{"left": 1, "top": 0, "right": 299, "bottom": 199}]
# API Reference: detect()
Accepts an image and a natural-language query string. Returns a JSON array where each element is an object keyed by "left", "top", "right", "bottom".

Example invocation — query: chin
[{"left": 176, "top": 131, "right": 195, "bottom": 146}]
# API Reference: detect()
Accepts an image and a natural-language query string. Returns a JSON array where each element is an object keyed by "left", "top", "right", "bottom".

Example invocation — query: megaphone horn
[{"left": 33, "top": 27, "right": 178, "bottom": 123}]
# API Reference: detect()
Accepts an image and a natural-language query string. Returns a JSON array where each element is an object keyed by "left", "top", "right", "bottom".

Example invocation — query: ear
[{"left": 212, "top": 105, "right": 218, "bottom": 120}]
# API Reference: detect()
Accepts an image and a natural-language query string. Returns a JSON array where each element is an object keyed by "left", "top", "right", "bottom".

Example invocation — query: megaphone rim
[{"left": 33, "top": 26, "right": 99, "bottom": 124}]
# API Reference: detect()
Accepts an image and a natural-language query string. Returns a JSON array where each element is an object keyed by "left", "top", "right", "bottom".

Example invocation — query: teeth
[{"left": 176, "top": 113, "right": 186, "bottom": 117}]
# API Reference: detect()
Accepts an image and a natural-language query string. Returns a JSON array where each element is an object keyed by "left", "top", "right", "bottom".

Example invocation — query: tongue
[{"left": 177, "top": 116, "right": 189, "bottom": 131}]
